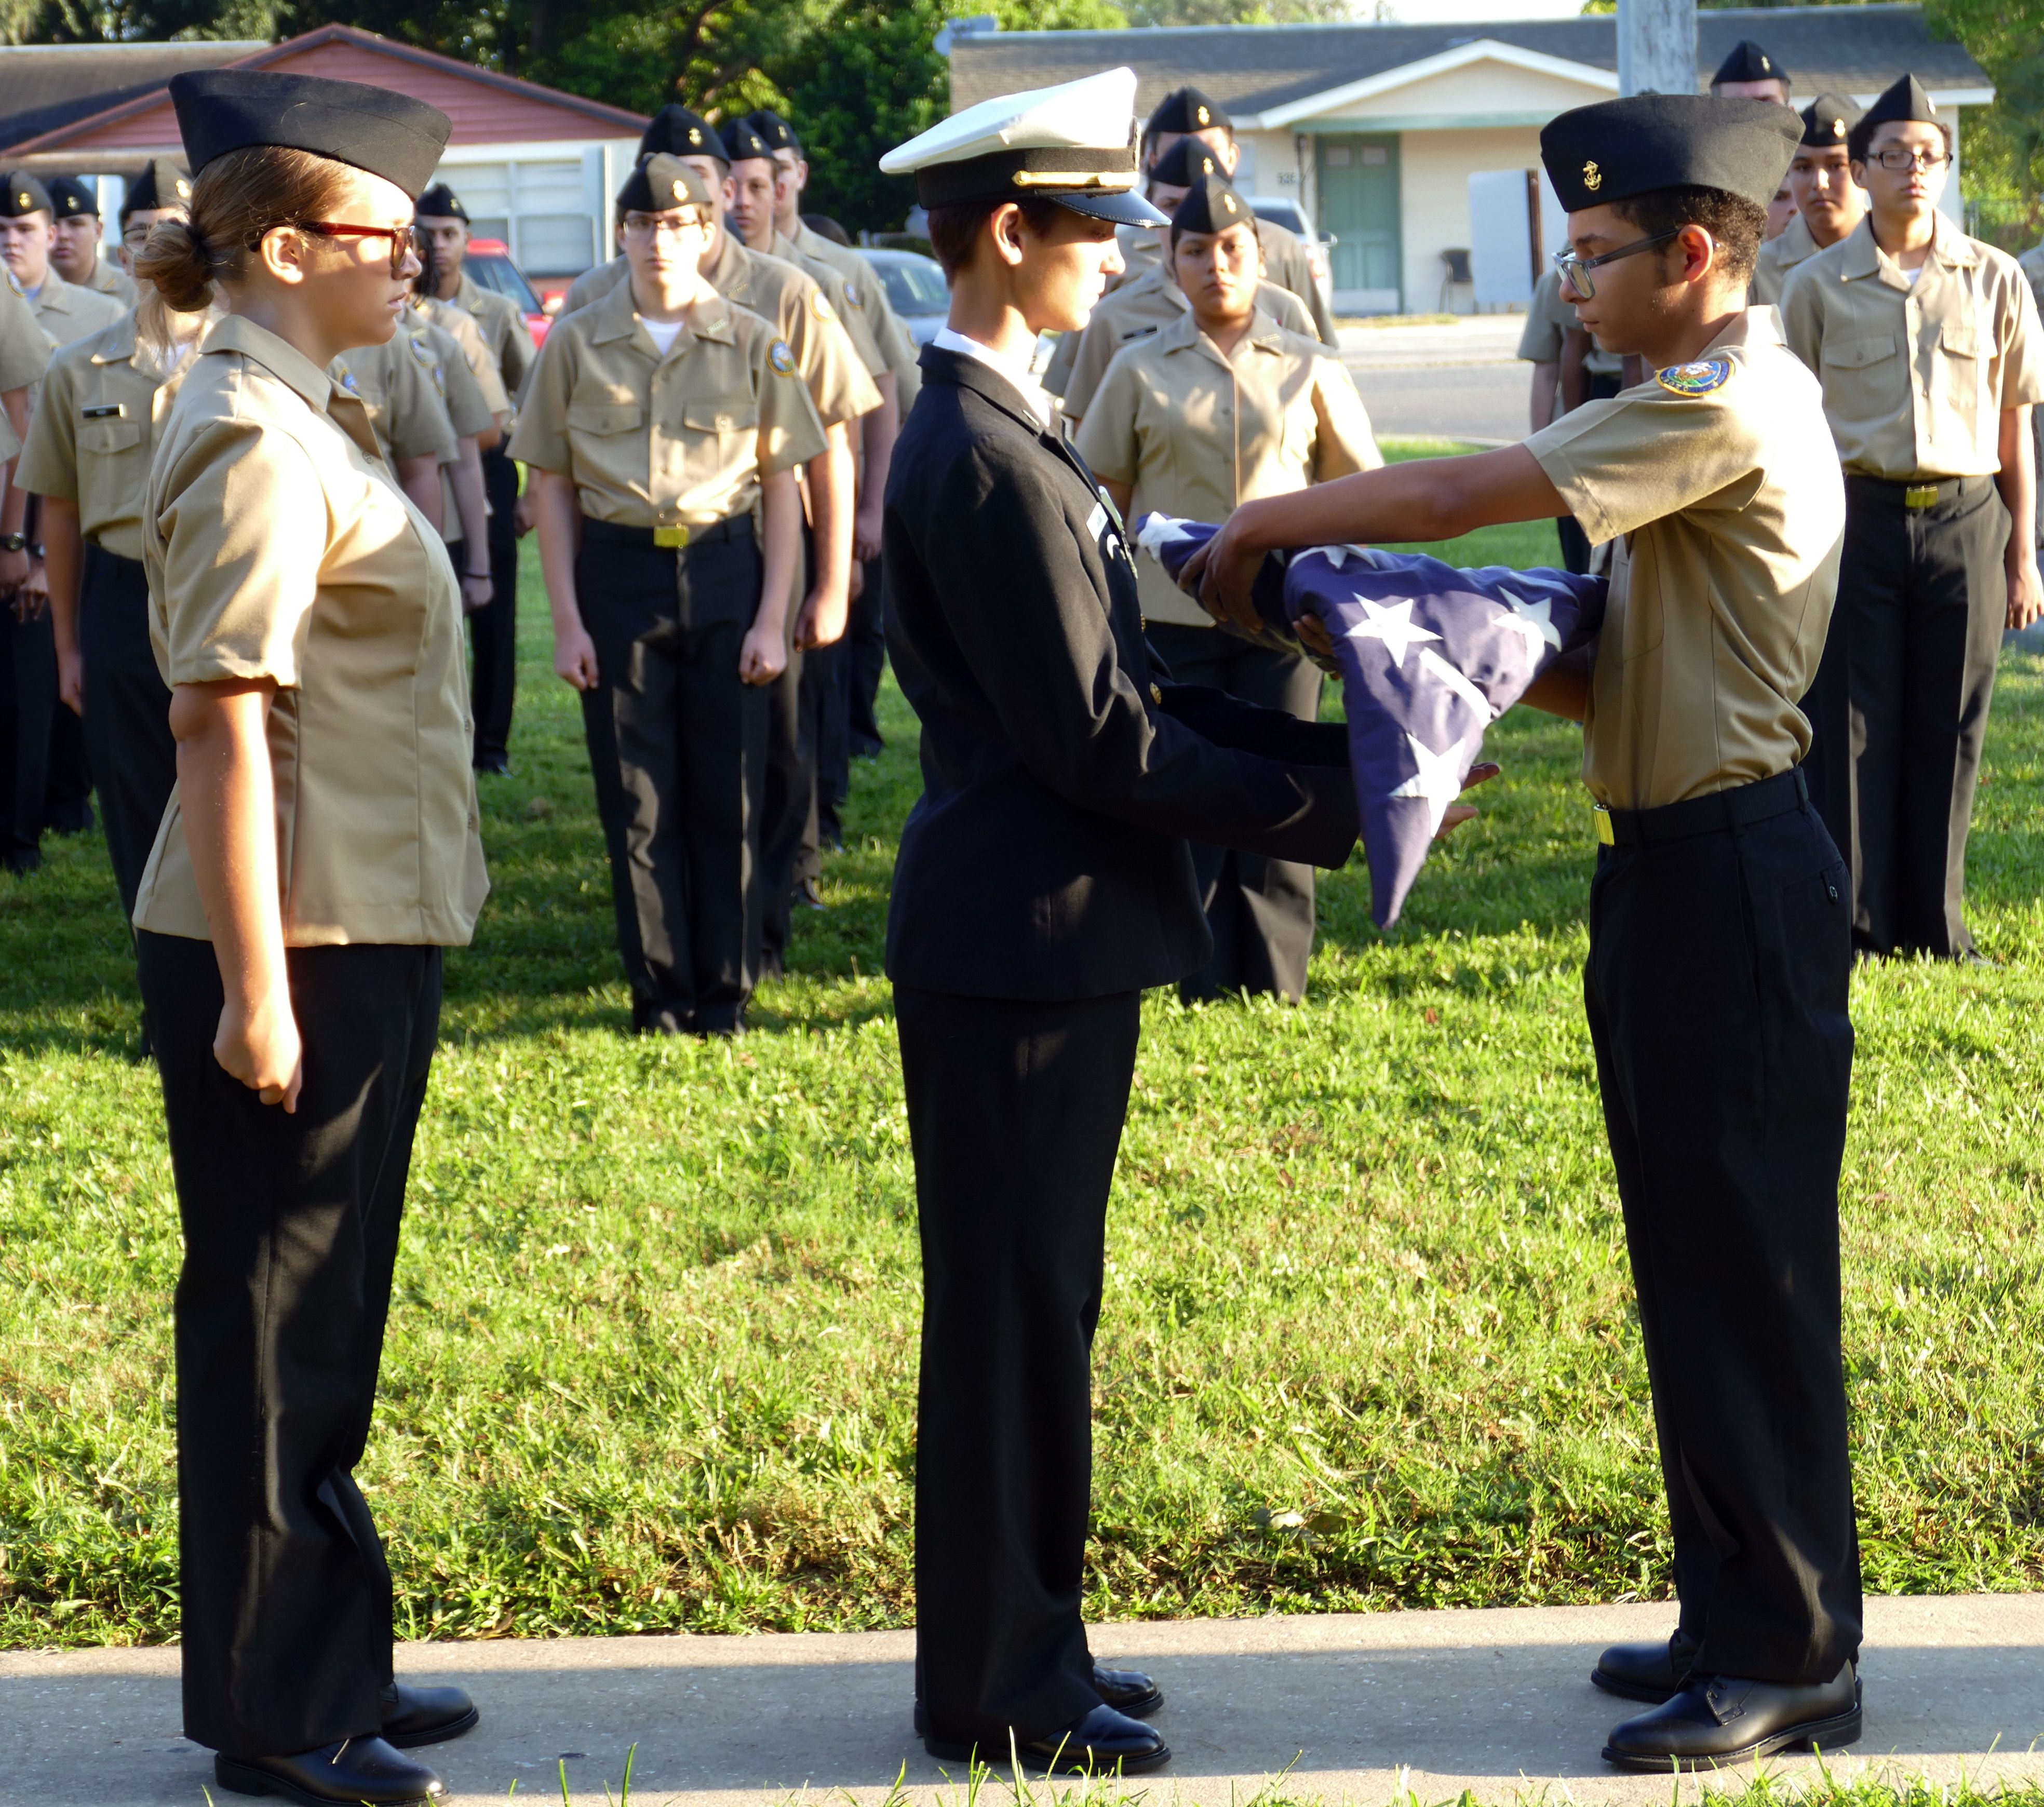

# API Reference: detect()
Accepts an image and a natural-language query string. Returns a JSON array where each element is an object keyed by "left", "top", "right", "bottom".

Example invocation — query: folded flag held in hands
[{"left": 1135, "top": 514, "right": 1607, "bottom": 928}]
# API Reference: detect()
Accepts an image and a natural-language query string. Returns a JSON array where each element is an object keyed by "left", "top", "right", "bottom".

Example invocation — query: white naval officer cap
[{"left": 880, "top": 68, "right": 1167, "bottom": 226}]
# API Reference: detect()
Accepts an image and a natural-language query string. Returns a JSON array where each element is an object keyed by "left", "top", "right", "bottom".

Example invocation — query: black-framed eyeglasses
[
  {"left": 1866, "top": 146, "right": 1951, "bottom": 173},
  {"left": 1552, "top": 230, "right": 1682, "bottom": 301},
  {"left": 280, "top": 220, "right": 418, "bottom": 277}
]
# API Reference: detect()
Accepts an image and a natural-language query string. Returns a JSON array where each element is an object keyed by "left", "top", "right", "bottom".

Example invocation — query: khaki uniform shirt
[
  {"left": 1256, "top": 215, "right": 1337, "bottom": 343},
  {"left": 1517, "top": 268, "right": 1621, "bottom": 378},
  {"left": 1750, "top": 210, "right": 1821, "bottom": 308},
  {"left": 1057, "top": 263, "right": 1315, "bottom": 420},
  {"left": 0, "top": 272, "right": 50, "bottom": 395},
  {"left": 1077, "top": 307, "right": 1381, "bottom": 627},
  {"left": 399, "top": 306, "right": 499, "bottom": 441},
  {"left": 136, "top": 313, "right": 487, "bottom": 947},
  {"left": 30, "top": 270, "right": 126, "bottom": 352},
  {"left": 561, "top": 253, "right": 626, "bottom": 320},
  {"left": 18, "top": 312, "right": 195, "bottom": 561},
  {"left": 1779, "top": 214, "right": 2044, "bottom": 479},
  {"left": 790, "top": 219, "right": 919, "bottom": 394},
  {"left": 83, "top": 257, "right": 137, "bottom": 305},
  {"left": 703, "top": 230, "right": 879, "bottom": 429},
  {"left": 509, "top": 281, "right": 827, "bottom": 532},
  {"left": 331, "top": 328, "right": 460, "bottom": 468},
  {"left": 775, "top": 230, "right": 887, "bottom": 378},
  {"left": 415, "top": 296, "right": 512, "bottom": 421},
  {"left": 1110, "top": 222, "right": 1164, "bottom": 298},
  {"left": 452, "top": 268, "right": 535, "bottom": 398},
  {"left": 1526, "top": 308, "right": 1845, "bottom": 812}
]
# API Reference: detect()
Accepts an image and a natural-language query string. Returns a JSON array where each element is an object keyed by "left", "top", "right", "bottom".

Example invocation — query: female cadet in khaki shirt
[
  {"left": 1077, "top": 171, "right": 1379, "bottom": 1005},
  {"left": 512, "top": 155, "right": 825, "bottom": 1039},
  {"left": 128, "top": 69, "right": 487, "bottom": 1807}
]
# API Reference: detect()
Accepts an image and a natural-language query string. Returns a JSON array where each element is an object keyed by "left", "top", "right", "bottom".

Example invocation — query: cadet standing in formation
[
  {"left": 1709, "top": 38, "right": 1792, "bottom": 104},
  {"left": 47, "top": 174, "right": 138, "bottom": 302},
  {"left": 19, "top": 157, "right": 199, "bottom": 969},
  {"left": 132, "top": 66, "right": 487, "bottom": 1807},
  {"left": 1077, "top": 169, "right": 1379, "bottom": 1004},
  {"left": 1751, "top": 95, "right": 1866, "bottom": 305},
  {"left": 399, "top": 267, "right": 502, "bottom": 610},
  {"left": 1518, "top": 266, "right": 1625, "bottom": 572},
  {"left": 1199, "top": 92, "right": 1864, "bottom": 1772},
  {"left": 513, "top": 155, "right": 823, "bottom": 1037},
  {"left": 1781, "top": 74, "right": 2042, "bottom": 961},
  {"left": 414, "top": 180, "right": 536, "bottom": 775},
  {"left": 880, "top": 67, "right": 1363, "bottom": 1775},
  {"left": 1051, "top": 137, "right": 1317, "bottom": 420},
  {"left": 0, "top": 258, "right": 47, "bottom": 874},
  {"left": 330, "top": 296, "right": 458, "bottom": 526}
]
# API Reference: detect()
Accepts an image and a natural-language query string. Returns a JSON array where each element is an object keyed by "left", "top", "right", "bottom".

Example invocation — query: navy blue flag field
[{"left": 1136, "top": 514, "right": 1607, "bottom": 928}]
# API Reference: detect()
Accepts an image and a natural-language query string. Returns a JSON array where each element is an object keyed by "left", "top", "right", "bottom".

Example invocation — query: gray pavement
[
  {"left": 7, "top": 1595, "right": 2042, "bottom": 1806},
  {"left": 1338, "top": 317, "right": 1528, "bottom": 447}
]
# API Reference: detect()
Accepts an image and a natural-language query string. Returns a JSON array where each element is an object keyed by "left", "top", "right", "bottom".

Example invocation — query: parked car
[
  {"left": 1243, "top": 198, "right": 1336, "bottom": 313},
  {"left": 863, "top": 246, "right": 949, "bottom": 347},
  {"left": 461, "top": 236, "right": 552, "bottom": 347}
]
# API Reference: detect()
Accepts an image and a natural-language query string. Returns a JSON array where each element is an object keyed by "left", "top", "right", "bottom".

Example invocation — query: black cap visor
[{"left": 1052, "top": 186, "right": 1168, "bottom": 225}]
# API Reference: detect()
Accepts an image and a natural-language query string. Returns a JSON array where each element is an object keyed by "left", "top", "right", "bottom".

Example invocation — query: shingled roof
[
  {"left": 0, "top": 41, "right": 262, "bottom": 152},
  {"left": 947, "top": 4, "right": 1990, "bottom": 123}
]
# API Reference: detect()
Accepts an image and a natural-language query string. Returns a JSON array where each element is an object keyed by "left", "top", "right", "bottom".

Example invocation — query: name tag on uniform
[
  {"left": 653, "top": 525, "right": 691, "bottom": 549},
  {"left": 1085, "top": 501, "right": 1108, "bottom": 541},
  {"left": 82, "top": 403, "right": 125, "bottom": 419}
]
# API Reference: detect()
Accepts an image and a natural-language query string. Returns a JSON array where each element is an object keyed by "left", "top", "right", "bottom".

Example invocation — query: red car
[{"left": 461, "top": 236, "right": 551, "bottom": 348}]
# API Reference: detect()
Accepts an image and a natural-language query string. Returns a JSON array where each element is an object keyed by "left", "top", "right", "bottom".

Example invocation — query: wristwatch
[{"left": 0, "top": 533, "right": 24, "bottom": 553}]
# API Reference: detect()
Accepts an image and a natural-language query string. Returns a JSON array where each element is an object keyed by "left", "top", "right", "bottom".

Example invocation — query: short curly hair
[{"left": 1610, "top": 183, "right": 1767, "bottom": 286}]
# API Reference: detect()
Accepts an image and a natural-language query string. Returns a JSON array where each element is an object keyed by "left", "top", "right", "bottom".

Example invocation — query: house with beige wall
[{"left": 947, "top": 5, "right": 1990, "bottom": 315}]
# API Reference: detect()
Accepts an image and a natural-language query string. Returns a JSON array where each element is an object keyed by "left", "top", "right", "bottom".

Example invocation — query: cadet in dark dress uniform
[
  {"left": 1781, "top": 75, "right": 2042, "bottom": 960},
  {"left": 1199, "top": 94, "right": 1864, "bottom": 1772},
  {"left": 879, "top": 68, "right": 1362, "bottom": 1774},
  {"left": 133, "top": 69, "right": 487, "bottom": 1807},
  {"left": 512, "top": 157, "right": 824, "bottom": 1036}
]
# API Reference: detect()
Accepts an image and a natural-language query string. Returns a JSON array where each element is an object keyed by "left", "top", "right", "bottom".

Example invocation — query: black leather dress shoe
[
  {"left": 1093, "top": 1665, "right": 1164, "bottom": 1717},
  {"left": 1602, "top": 1665, "right": 1862, "bottom": 1771},
  {"left": 379, "top": 1680, "right": 479, "bottom": 1748},
  {"left": 925, "top": 1704, "right": 1170, "bottom": 1775},
  {"left": 1592, "top": 1626, "right": 1700, "bottom": 1703},
  {"left": 214, "top": 1736, "right": 448, "bottom": 1803}
]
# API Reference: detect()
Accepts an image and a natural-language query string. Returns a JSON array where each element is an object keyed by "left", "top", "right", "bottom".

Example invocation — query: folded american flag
[{"left": 1136, "top": 514, "right": 1606, "bottom": 928}]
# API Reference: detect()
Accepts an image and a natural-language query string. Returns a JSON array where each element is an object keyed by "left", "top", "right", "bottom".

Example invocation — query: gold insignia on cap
[
  {"left": 15, "top": 192, "right": 26, "bottom": 208},
  {"left": 176, "top": 178, "right": 190, "bottom": 197},
  {"left": 768, "top": 338, "right": 796, "bottom": 375},
  {"left": 689, "top": 127, "right": 703, "bottom": 144},
  {"left": 1758, "top": 56, "right": 1771, "bottom": 70},
  {"left": 1582, "top": 160, "right": 1602, "bottom": 192},
  {"left": 1222, "top": 192, "right": 1237, "bottom": 213},
  {"left": 1831, "top": 117, "right": 1844, "bottom": 135},
  {"left": 1195, "top": 104, "right": 1209, "bottom": 125},
  {"left": 1200, "top": 154, "right": 1214, "bottom": 173},
  {"left": 1926, "top": 96, "right": 1938, "bottom": 113}
]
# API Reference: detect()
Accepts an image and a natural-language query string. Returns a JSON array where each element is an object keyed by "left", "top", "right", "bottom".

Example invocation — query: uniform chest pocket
[
  {"left": 1939, "top": 322, "right": 1983, "bottom": 359},
  {"left": 567, "top": 401, "right": 644, "bottom": 435},
  {"left": 78, "top": 418, "right": 143, "bottom": 454},
  {"left": 681, "top": 403, "right": 759, "bottom": 435},
  {"left": 1821, "top": 333, "right": 1898, "bottom": 370}
]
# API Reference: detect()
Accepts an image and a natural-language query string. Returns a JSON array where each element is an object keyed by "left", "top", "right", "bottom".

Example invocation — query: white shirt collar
[{"left": 932, "top": 326, "right": 1054, "bottom": 430}]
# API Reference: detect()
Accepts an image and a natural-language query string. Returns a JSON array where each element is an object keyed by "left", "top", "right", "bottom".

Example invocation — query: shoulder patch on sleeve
[
  {"left": 843, "top": 279, "right": 865, "bottom": 311},
  {"left": 409, "top": 333, "right": 434, "bottom": 365},
  {"left": 810, "top": 290, "right": 837, "bottom": 325},
  {"left": 769, "top": 339, "right": 797, "bottom": 376},
  {"left": 1655, "top": 357, "right": 1733, "bottom": 397}
]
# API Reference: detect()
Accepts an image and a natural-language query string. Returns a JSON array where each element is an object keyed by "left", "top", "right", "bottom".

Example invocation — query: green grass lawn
[{"left": 3, "top": 443, "right": 2042, "bottom": 1652}]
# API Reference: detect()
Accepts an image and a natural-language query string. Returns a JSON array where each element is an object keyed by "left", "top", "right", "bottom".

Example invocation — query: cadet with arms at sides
[
  {"left": 131, "top": 67, "right": 488, "bottom": 1807},
  {"left": 0, "top": 247, "right": 48, "bottom": 874},
  {"left": 20, "top": 157, "right": 205, "bottom": 949},
  {"left": 1751, "top": 97, "right": 1865, "bottom": 305},
  {"left": 880, "top": 68, "right": 1366, "bottom": 1776},
  {"left": 1780, "top": 74, "right": 2042, "bottom": 962},
  {"left": 47, "top": 174, "right": 137, "bottom": 302},
  {"left": 1195, "top": 95, "right": 1864, "bottom": 1773},
  {"left": 397, "top": 260, "right": 502, "bottom": 613},
  {"left": 512, "top": 156, "right": 823, "bottom": 1038},
  {"left": 1078, "top": 170, "right": 1379, "bottom": 1005},
  {"left": 1048, "top": 137, "right": 1316, "bottom": 419}
]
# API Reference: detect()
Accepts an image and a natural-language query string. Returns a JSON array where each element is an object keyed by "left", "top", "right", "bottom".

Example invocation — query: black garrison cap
[
  {"left": 639, "top": 104, "right": 728, "bottom": 166},
  {"left": 721, "top": 117, "right": 774, "bottom": 165},
  {"left": 616, "top": 154, "right": 715, "bottom": 216},
  {"left": 1171, "top": 173, "right": 1253, "bottom": 236},
  {"left": 1149, "top": 136, "right": 1225, "bottom": 189},
  {"left": 1541, "top": 94, "right": 1803, "bottom": 212},
  {"left": 169, "top": 71, "right": 452, "bottom": 198},
  {"left": 46, "top": 176, "right": 97, "bottom": 219},
  {"left": 748, "top": 109, "right": 800, "bottom": 154},
  {"left": 1146, "top": 85, "right": 1230, "bottom": 138},
  {"left": 1711, "top": 39, "right": 1787, "bottom": 88},
  {"left": 120, "top": 157, "right": 191, "bottom": 219},
  {"left": 1799, "top": 93, "right": 1861, "bottom": 147},
  {"left": 415, "top": 182, "right": 468, "bottom": 221},
  {"left": 1859, "top": 73, "right": 1939, "bottom": 131},
  {"left": 0, "top": 171, "right": 51, "bottom": 218}
]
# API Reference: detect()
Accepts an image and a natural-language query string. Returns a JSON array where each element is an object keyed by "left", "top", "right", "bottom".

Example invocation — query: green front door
[{"left": 1317, "top": 133, "right": 1401, "bottom": 306}]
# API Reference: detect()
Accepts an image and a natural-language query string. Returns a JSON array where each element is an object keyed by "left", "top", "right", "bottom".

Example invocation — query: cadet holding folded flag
[{"left": 1196, "top": 92, "right": 1864, "bottom": 1772}]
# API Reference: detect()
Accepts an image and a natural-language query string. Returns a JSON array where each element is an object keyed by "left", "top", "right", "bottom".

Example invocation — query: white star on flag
[
  {"left": 1497, "top": 587, "right": 1564, "bottom": 653},
  {"left": 1389, "top": 731, "right": 1471, "bottom": 835},
  {"left": 1137, "top": 514, "right": 1194, "bottom": 557},
  {"left": 1315, "top": 545, "right": 1380, "bottom": 572},
  {"left": 1345, "top": 595, "right": 1440, "bottom": 669}
]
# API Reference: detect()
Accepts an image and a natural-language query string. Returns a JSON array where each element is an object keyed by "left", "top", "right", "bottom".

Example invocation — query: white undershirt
[
  {"left": 640, "top": 317, "right": 685, "bottom": 355},
  {"left": 1900, "top": 265, "right": 1923, "bottom": 287},
  {"left": 932, "top": 326, "right": 1053, "bottom": 430}
]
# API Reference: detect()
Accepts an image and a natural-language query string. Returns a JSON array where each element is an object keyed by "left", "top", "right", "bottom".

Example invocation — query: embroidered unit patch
[{"left": 1656, "top": 358, "right": 1733, "bottom": 396}]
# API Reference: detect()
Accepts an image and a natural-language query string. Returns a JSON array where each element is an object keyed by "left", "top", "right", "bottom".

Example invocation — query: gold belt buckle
[
  {"left": 1593, "top": 804, "right": 1615, "bottom": 846},
  {"left": 1903, "top": 483, "right": 1939, "bottom": 509},
  {"left": 653, "top": 524, "right": 691, "bottom": 549}
]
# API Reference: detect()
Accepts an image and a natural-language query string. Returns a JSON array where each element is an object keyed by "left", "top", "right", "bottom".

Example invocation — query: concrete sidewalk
[{"left": 7, "top": 1596, "right": 2041, "bottom": 1807}]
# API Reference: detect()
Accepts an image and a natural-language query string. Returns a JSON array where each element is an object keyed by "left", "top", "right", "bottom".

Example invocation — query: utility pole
[{"left": 1618, "top": 0, "right": 1698, "bottom": 97}]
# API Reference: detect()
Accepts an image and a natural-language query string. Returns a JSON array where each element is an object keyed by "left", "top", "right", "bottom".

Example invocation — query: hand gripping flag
[{"left": 1136, "top": 514, "right": 1606, "bottom": 928}]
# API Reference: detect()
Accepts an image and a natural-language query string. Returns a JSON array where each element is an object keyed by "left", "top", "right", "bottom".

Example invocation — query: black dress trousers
[
  {"left": 77, "top": 545, "right": 176, "bottom": 918},
  {"left": 896, "top": 982, "right": 1142, "bottom": 1746},
  {"left": 1149, "top": 622, "right": 1322, "bottom": 1003},
  {"left": 469, "top": 446, "right": 521, "bottom": 769},
  {"left": 1, "top": 603, "right": 56, "bottom": 869},
  {"left": 1583, "top": 770, "right": 1861, "bottom": 1685},
  {"left": 847, "top": 554, "right": 887, "bottom": 756},
  {"left": 136, "top": 931, "right": 442, "bottom": 1757},
  {"left": 576, "top": 520, "right": 766, "bottom": 1035},
  {"left": 1840, "top": 474, "right": 2009, "bottom": 959},
  {"left": 759, "top": 645, "right": 810, "bottom": 974}
]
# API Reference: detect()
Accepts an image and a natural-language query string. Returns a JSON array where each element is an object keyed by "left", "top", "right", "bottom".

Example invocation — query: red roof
[{"left": 8, "top": 24, "right": 648, "bottom": 154}]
